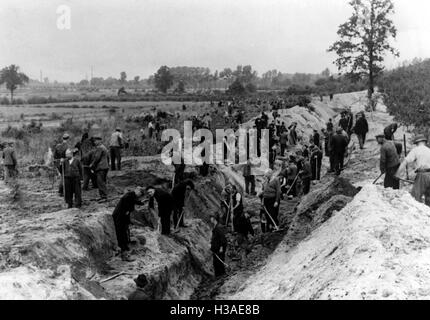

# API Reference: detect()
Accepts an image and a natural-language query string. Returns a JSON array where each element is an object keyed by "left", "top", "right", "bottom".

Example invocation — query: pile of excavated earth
[{"left": 0, "top": 91, "right": 426, "bottom": 300}]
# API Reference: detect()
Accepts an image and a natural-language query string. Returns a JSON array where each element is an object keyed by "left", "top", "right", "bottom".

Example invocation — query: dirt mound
[{"left": 232, "top": 184, "right": 430, "bottom": 300}]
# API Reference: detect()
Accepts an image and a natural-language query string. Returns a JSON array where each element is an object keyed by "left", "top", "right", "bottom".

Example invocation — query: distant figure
[
  {"left": 326, "top": 119, "right": 334, "bottom": 132},
  {"left": 3, "top": 141, "right": 17, "bottom": 182},
  {"left": 117, "top": 87, "right": 127, "bottom": 96},
  {"left": 109, "top": 128, "right": 124, "bottom": 171},
  {"left": 353, "top": 112, "right": 369, "bottom": 149},
  {"left": 242, "top": 159, "right": 256, "bottom": 196}
]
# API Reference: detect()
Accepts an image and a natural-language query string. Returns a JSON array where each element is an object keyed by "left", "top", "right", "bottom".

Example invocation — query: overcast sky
[{"left": 1, "top": 0, "right": 430, "bottom": 82}]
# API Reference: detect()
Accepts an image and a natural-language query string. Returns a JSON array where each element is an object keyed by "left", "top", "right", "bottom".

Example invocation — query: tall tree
[
  {"left": 154, "top": 66, "right": 174, "bottom": 93},
  {"left": 328, "top": 0, "right": 399, "bottom": 101},
  {"left": 0, "top": 65, "right": 29, "bottom": 103}
]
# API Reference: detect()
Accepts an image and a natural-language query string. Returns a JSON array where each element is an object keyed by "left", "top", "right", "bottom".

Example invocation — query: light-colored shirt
[
  {"left": 109, "top": 131, "right": 123, "bottom": 147},
  {"left": 397, "top": 145, "right": 430, "bottom": 176}
]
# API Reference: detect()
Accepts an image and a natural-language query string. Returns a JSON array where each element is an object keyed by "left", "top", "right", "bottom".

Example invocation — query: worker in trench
[
  {"left": 210, "top": 214, "right": 228, "bottom": 278},
  {"left": 396, "top": 134, "right": 430, "bottom": 206},
  {"left": 171, "top": 179, "right": 195, "bottom": 229},
  {"left": 376, "top": 133, "right": 400, "bottom": 190},
  {"left": 112, "top": 187, "right": 146, "bottom": 262},
  {"left": 146, "top": 186, "right": 174, "bottom": 235}
]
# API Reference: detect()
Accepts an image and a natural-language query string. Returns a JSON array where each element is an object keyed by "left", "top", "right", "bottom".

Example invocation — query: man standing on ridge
[
  {"left": 396, "top": 135, "right": 430, "bottom": 206},
  {"left": 377, "top": 133, "right": 400, "bottom": 190}
]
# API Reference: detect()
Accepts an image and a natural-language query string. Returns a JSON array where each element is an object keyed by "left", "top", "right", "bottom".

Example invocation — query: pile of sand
[{"left": 232, "top": 184, "right": 430, "bottom": 300}]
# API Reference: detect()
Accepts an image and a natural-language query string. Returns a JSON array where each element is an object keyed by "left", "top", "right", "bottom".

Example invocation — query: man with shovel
[
  {"left": 210, "top": 214, "right": 228, "bottom": 277},
  {"left": 396, "top": 135, "right": 430, "bottom": 206},
  {"left": 377, "top": 133, "right": 400, "bottom": 190}
]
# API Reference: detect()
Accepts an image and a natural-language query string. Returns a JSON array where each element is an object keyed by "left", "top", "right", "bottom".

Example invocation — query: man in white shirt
[
  {"left": 396, "top": 134, "right": 430, "bottom": 206},
  {"left": 109, "top": 128, "right": 123, "bottom": 171}
]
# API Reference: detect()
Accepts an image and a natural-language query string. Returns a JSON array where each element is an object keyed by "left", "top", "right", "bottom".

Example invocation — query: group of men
[
  {"left": 53, "top": 128, "right": 125, "bottom": 208},
  {"left": 111, "top": 179, "right": 195, "bottom": 261}
]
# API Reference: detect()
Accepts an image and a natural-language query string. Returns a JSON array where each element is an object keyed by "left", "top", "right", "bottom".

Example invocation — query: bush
[
  {"left": 379, "top": 58, "right": 430, "bottom": 128},
  {"left": 0, "top": 97, "right": 10, "bottom": 105},
  {"left": 1, "top": 125, "right": 27, "bottom": 140}
]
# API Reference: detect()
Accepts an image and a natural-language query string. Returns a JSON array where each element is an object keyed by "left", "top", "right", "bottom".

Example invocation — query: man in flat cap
[{"left": 396, "top": 134, "right": 430, "bottom": 206}]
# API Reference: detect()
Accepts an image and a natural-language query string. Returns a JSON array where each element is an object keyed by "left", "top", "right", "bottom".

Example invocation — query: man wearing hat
[
  {"left": 376, "top": 133, "right": 400, "bottom": 189},
  {"left": 63, "top": 148, "right": 83, "bottom": 208},
  {"left": 90, "top": 136, "right": 110, "bottom": 201},
  {"left": 3, "top": 141, "right": 17, "bottom": 182},
  {"left": 109, "top": 128, "right": 124, "bottom": 171},
  {"left": 54, "top": 133, "right": 71, "bottom": 196},
  {"left": 396, "top": 135, "right": 430, "bottom": 206}
]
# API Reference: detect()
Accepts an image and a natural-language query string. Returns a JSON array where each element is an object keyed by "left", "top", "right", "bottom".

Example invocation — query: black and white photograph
[{"left": 1, "top": 0, "right": 430, "bottom": 309}]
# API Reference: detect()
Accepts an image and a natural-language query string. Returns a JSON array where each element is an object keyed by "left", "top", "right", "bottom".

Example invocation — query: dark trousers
[
  {"left": 263, "top": 197, "right": 279, "bottom": 230},
  {"left": 280, "top": 143, "right": 287, "bottom": 157},
  {"left": 384, "top": 164, "right": 400, "bottom": 190},
  {"left": 64, "top": 176, "right": 82, "bottom": 208},
  {"left": 160, "top": 210, "right": 172, "bottom": 235},
  {"left": 213, "top": 252, "right": 226, "bottom": 277},
  {"left": 357, "top": 134, "right": 366, "bottom": 149},
  {"left": 57, "top": 164, "right": 64, "bottom": 195},
  {"left": 114, "top": 222, "right": 130, "bottom": 251},
  {"left": 333, "top": 153, "right": 345, "bottom": 176},
  {"left": 302, "top": 177, "right": 311, "bottom": 195},
  {"left": 110, "top": 147, "right": 122, "bottom": 171},
  {"left": 96, "top": 169, "right": 108, "bottom": 199},
  {"left": 82, "top": 167, "right": 97, "bottom": 190},
  {"left": 244, "top": 175, "right": 256, "bottom": 194},
  {"left": 173, "top": 207, "right": 185, "bottom": 228}
]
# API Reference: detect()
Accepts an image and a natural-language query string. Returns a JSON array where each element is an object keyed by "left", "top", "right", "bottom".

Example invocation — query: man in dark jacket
[
  {"left": 354, "top": 112, "right": 369, "bottom": 149},
  {"left": 146, "top": 186, "right": 174, "bottom": 235},
  {"left": 377, "top": 134, "right": 400, "bottom": 189},
  {"left": 231, "top": 185, "right": 244, "bottom": 232},
  {"left": 339, "top": 113, "right": 349, "bottom": 133},
  {"left": 54, "top": 133, "right": 71, "bottom": 196},
  {"left": 384, "top": 123, "right": 398, "bottom": 141},
  {"left": 3, "top": 141, "right": 17, "bottom": 182},
  {"left": 63, "top": 148, "right": 83, "bottom": 208},
  {"left": 90, "top": 136, "right": 110, "bottom": 201},
  {"left": 112, "top": 187, "right": 144, "bottom": 262},
  {"left": 80, "top": 136, "right": 97, "bottom": 191},
  {"left": 171, "top": 180, "right": 194, "bottom": 228},
  {"left": 210, "top": 214, "right": 228, "bottom": 277},
  {"left": 330, "top": 128, "right": 349, "bottom": 176}
]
